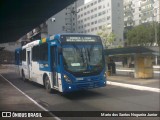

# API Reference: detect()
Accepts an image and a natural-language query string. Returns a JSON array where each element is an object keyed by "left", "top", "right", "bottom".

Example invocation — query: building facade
[
  {"left": 47, "top": 0, "right": 84, "bottom": 35},
  {"left": 77, "top": 0, "right": 124, "bottom": 47},
  {"left": 124, "top": 0, "right": 160, "bottom": 28},
  {"left": 46, "top": 0, "right": 124, "bottom": 47}
]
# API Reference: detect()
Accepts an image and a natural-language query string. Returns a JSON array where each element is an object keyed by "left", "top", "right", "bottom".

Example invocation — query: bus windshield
[{"left": 62, "top": 44, "right": 104, "bottom": 76}]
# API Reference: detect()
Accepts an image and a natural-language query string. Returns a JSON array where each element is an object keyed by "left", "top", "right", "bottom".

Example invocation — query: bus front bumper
[{"left": 63, "top": 80, "right": 106, "bottom": 93}]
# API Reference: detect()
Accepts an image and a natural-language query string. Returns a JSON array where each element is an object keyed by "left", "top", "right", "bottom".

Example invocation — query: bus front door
[
  {"left": 27, "top": 50, "right": 31, "bottom": 79},
  {"left": 51, "top": 46, "right": 58, "bottom": 88}
]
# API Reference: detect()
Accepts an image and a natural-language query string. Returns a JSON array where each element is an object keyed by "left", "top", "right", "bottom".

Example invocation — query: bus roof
[
  {"left": 53, "top": 33, "right": 100, "bottom": 39},
  {"left": 21, "top": 33, "right": 101, "bottom": 49},
  {"left": 22, "top": 40, "right": 40, "bottom": 49}
]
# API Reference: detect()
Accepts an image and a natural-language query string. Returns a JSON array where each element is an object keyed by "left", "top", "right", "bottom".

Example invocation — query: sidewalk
[{"left": 107, "top": 75, "right": 160, "bottom": 89}]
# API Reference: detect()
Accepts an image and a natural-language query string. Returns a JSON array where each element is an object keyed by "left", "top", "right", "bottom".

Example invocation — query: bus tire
[
  {"left": 22, "top": 70, "right": 26, "bottom": 82},
  {"left": 44, "top": 76, "right": 52, "bottom": 93}
]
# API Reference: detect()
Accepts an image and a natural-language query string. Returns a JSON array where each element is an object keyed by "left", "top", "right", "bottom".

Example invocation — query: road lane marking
[
  {"left": 107, "top": 81, "right": 160, "bottom": 93},
  {"left": 0, "top": 74, "right": 61, "bottom": 120}
]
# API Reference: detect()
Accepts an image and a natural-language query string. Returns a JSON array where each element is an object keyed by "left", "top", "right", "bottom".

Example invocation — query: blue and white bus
[{"left": 15, "top": 33, "right": 106, "bottom": 93}]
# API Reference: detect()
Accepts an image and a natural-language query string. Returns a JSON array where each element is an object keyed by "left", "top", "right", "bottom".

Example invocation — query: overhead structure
[
  {"left": 0, "top": 47, "right": 5, "bottom": 51},
  {"left": 0, "top": 0, "right": 76, "bottom": 43},
  {"left": 105, "top": 46, "right": 159, "bottom": 56}
]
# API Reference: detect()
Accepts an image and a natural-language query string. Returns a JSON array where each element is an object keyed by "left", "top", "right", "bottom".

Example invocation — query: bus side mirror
[{"left": 58, "top": 47, "right": 62, "bottom": 54}]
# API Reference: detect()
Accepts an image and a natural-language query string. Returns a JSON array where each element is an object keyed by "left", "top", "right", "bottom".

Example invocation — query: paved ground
[{"left": 0, "top": 64, "right": 160, "bottom": 120}]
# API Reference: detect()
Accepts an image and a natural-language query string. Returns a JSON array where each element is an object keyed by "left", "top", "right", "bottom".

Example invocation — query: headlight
[{"left": 64, "top": 75, "right": 72, "bottom": 83}]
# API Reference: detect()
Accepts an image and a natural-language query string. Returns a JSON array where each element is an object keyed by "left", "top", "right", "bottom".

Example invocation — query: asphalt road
[{"left": 0, "top": 66, "right": 160, "bottom": 120}]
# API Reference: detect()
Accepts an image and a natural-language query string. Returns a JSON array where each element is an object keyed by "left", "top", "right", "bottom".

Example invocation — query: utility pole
[{"left": 152, "top": 7, "right": 158, "bottom": 65}]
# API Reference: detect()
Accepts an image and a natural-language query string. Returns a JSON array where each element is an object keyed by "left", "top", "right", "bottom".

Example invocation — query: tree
[
  {"left": 97, "top": 25, "right": 115, "bottom": 48},
  {"left": 126, "top": 22, "right": 159, "bottom": 46}
]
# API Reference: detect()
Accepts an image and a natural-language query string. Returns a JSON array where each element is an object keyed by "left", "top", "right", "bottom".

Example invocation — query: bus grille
[{"left": 75, "top": 77, "right": 104, "bottom": 89}]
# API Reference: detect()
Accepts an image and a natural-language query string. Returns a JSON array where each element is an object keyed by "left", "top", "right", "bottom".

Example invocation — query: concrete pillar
[{"left": 134, "top": 54, "right": 153, "bottom": 79}]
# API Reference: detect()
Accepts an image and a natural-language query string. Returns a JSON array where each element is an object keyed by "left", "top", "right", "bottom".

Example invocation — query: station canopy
[{"left": 105, "top": 46, "right": 160, "bottom": 56}]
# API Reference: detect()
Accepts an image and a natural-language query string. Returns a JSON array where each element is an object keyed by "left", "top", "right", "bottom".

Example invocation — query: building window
[
  {"left": 107, "top": 3, "right": 109, "bottom": 7},
  {"left": 98, "top": 0, "right": 102, "bottom": 3},
  {"left": 117, "top": 3, "right": 120, "bottom": 7},
  {"left": 94, "top": 1, "right": 97, "bottom": 5},
  {"left": 99, "top": 26, "right": 102, "bottom": 29},
  {"left": 91, "top": 22, "right": 94, "bottom": 25},
  {"left": 98, "top": 5, "right": 102, "bottom": 9},
  {"left": 98, "top": 12, "right": 102, "bottom": 16},
  {"left": 107, "top": 16, "right": 110, "bottom": 20},
  {"left": 103, "top": 11, "right": 106, "bottom": 14}
]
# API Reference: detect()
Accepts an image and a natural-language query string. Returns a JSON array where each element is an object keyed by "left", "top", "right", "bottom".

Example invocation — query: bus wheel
[
  {"left": 22, "top": 71, "right": 26, "bottom": 82},
  {"left": 44, "top": 76, "right": 52, "bottom": 93}
]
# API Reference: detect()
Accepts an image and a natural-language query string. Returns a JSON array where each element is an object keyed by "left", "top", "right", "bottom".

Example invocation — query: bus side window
[
  {"left": 39, "top": 43, "right": 48, "bottom": 61},
  {"left": 22, "top": 49, "right": 26, "bottom": 61},
  {"left": 32, "top": 46, "right": 40, "bottom": 61}
]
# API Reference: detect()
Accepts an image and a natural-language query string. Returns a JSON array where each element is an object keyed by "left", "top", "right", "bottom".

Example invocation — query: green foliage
[
  {"left": 126, "top": 22, "right": 159, "bottom": 46},
  {"left": 97, "top": 25, "right": 115, "bottom": 48}
]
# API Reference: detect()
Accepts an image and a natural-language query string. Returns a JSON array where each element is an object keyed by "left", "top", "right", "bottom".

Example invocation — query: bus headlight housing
[{"left": 64, "top": 75, "right": 72, "bottom": 83}]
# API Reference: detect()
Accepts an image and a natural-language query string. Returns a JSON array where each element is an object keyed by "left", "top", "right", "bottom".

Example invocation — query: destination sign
[{"left": 66, "top": 36, "right": 98, "bottom": 42}]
